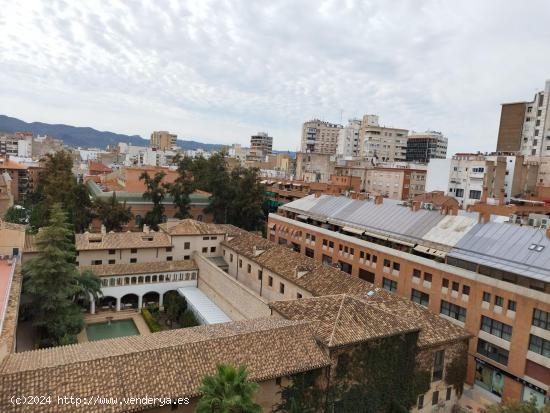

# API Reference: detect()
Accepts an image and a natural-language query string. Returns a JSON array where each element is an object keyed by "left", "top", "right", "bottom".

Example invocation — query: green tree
[
  {"left": 22, "top": 203, "right": 84, "bottom": 347},
  {"left": 164, "top": 290, "right": 187, "bottom": 326},
  {"left": 3, "top": 204, "right": 28, "bottom": 224},
  {"left": 139, "top": 171, "right": 166, "bottom": 230},
  {"left": 196, "top": 364, "right": 261, "bottom": 413},
  {"left": 482, "top": 400, "right": 550, "bottom": 413},
  {"left": 93, "top": 192, "right": 133, "bottom": 231},
  {"left": 227, "top": 167, "right": 266, "bottom": 231},
  {"left": 166, "top": 157, "right": 194, "bottom": 219},
  {"left": 73, "top": 269, "right": 103, "bottom": 306}
]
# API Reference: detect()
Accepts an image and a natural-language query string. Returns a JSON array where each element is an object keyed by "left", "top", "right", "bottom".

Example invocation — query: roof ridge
[{"left": 328, "top": 295, "right": 347, "bottom": 347}]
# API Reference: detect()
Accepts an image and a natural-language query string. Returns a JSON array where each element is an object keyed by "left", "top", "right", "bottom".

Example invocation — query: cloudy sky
[{"left": 1, "top": 0, "right": 550, "bottom": 153}]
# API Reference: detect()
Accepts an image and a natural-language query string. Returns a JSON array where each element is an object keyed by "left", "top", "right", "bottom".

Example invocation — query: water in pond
[{"left": 86, "top": 319, "right": 139, "bottom": 342}]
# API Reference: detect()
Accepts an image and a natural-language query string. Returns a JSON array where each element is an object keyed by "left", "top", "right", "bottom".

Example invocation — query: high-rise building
[
  {"left": 359, "top": 114, "right": 409, "bottom": 162},
  {"left": 150, "top": 131, "right": 177, "bottom": 150},
  {"left": 250, "top": 132, "right": 273, "bottom": 156},
  {"left": 406, "top": 131, "right": 448, "bottom": 163},
  {"left": 300, "top": 119, "right": 343, "bottom": 154},
  {"left": 336, "top": 119, "right": 362, "bottom": 157},
  {"left": 496, "top": 79, "right": 550, "bottom": 156}
]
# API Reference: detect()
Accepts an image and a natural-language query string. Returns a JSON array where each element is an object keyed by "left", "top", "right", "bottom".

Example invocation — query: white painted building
[
  {"left": 336, "top": 119, "right": 362, "bottom": 158},
  {"left": 359, "top": 114, "right": 409, "bottom": 163},
  {"left": 425, "top": 159, "right": 452, "bottom": 193},
  {"left": 520, "top": 80, "right": 550, "bottom": 157}
]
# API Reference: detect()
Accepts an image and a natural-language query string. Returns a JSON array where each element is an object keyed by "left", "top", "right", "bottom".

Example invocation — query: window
[
  {"left": 184, "top": 255, "right": 190, "bottom": 260},
  {"left": 455, "top": 188, "right": 464, "bottom": 197},
  {"left": 432, "top": 350, "right": 445, "bottom": 381},
  {"left": 482, "top": 292, "right": 491, "bottom": 302},
  {"left": 446, "top": 387, "right": 452, "bottom": 401},
  {"left": 92, "top": 260, "right": 102, "bottom": 265},
  {"left": 108, "top": 259, "right": 115, "bottom": 264},
  {"left": 383, "top": 259, "right": 391, "bottom": 268},
  {"left": 130, "top": 258, "right": 137, "bottom": 263},
  {"left": 372, "top": 255, "right": 377, "bottom": 263},
  {"left": 507, "top": 300, "right": 516, "bottom": 312},
  {"left": 440, "top": 300, "right": 467, "bottom": 322},
  {"left": 211, "top": 236, "right": 217, "bottom": 240},
  {"left": 184, "top": 242, "right": 190, "bottom": 250},
  {"left": 166, "top": 256, "right": 173, "bottom": 261},
  {"left": 432, "top": 390, "right": 440, "bottom": 405},
  {"left": 442, "top": 278, "right": 449, "bottom": 288},
  {"left": 258, "top": 270, "right": 262, "bottom": 280},
  {"left": 382, "top": 278, "right": 397, "bottom": 292},
  {"left": 166, "top": 247, "right": 172, "bottom": 252},
  {"left": 210, "top": 247, "right": 216, "bottom": 253},
  {"left": 462, "top": 285, "right": 470, "bottom": 296},
  {"left": 268, "top": 276, "right": 273, "bottom": 287},
  {"left": 495, "top": 296, "right": 504, "bottom": 307},
  {"left": 239, "top": 259, "right": 242, "bottom": 268},
  {"left": 247, "top": 264, "right": 251, "bottom": 273},
  {"left": 481, "top": 316, "right": 513, "bottom": 341},
  {"left": 202, "top": 247, "right": 208, "bottom": 253},
  {"left": 323, "top": 239, "right": 328, "bottom": 246},
  {"left": 131, "top": 248, "right": 137, "bottom": 254},
  {"left": 469, "top": 190, "right": 481, "bottom": 200},
  {"left": 417, "top": 395, "right": 424, "bottom": 409},
  {"left": 424, "top": 273, "right": 432, "bottom": 283},
  {"left": 230, "top": 254, "right": 233, "bottom": 263},
  {"left": 411, "top": 289, "right": 429, "bottom": 307},
  {"left": 533, "top": 309, "right": 550, "bottom": 331},
  {"left": 413, "top": 269, "right": 421, "bottom": 279},
  {"left": 203, "top": 236, "right": 209, "bottom": 240},
  {"left": 329, "top": 241, "right": 334, "bottom": 248},
  {"left": 477, "top": 338, "right": 509, "bottom": 365},
  {"left": 359, "top": 268, "right": 375, "bottom": 283},
  {"left": 297, "top": 293, "right": 302, "bottom": 299},
  {"left": 279, "top": 283, "right": 285, "bottom": 294},
  {"left": 392, "top": 262, "right": 400, "bottom": 271},
  {"left": 108, "top": 249, "right": 115, "bottom": 255},
  {"left": 305, "top": 247, "right": 314, "bottom": 258},
  {"left": 452, "top": 281, "right": 459, "bottom": 292},
  {"left": 322, "top": 254, "right": 332, "bottom": 265},
  {"left": 528, "top": 335, "right": 550, "bottom": 358}
]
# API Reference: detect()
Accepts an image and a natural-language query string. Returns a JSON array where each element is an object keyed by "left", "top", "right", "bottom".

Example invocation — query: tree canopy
[
  {"left": 93, "top": 192, "right": 133, "bottom": 232},
  {"left": 139, "top": 170, "right": 166, "bottom": 230},
  {"left": 196, "top": 364, "right": 261, "bottom": 413},
  {"left": 482, "top": 399, "right": 550, "bottom": 413},
  {"left": 22, "top": 203, "right": 101, "bottom": 347}
]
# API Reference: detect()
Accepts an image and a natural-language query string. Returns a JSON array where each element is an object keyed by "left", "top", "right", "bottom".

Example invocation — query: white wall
[{"left": 425, "top": 158, "right": 451, "bottom": 193}]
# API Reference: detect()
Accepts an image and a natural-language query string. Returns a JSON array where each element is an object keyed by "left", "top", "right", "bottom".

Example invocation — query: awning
[
  {"left": 413, "top": 245, "right": 430, "bottom": 254},
  {"left": 387, "top": 237, "right": 415, "bottom": 248},
  {"left": 363, "top": 231, "right": 388, "bottom": 241},
  {"left": 342, "top": 226, "right": 365, "bottom": 236},
  {"left": 296, "top": 214, "right": 309, "bottom": 221},
  {"left": 177, "top": 287, "right": 231, "bottom": 325},
  {"left": 414, "top": 245, "right": 447, "bottom": 258}
]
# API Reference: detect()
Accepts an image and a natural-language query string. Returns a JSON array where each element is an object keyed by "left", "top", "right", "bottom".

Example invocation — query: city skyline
[{"left": 1, "top": 1, "right": 550, "bottom": 153}]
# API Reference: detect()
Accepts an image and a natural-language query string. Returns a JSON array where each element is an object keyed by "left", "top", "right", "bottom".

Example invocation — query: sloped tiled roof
[
  {"left": 270, "top": 294, "right": 419, "bottom": 348},
  {"left": 0, "top": 318, "right": 330, "bottom": 412},
  {"left": 80, "top": 260, "right": 198, "bottom": 277},
  {"left": 158, "top": 219, "right": 227, "bottom": 236},
  {"left": 75, "top": 231, "right": 172, "bottom": 251}
]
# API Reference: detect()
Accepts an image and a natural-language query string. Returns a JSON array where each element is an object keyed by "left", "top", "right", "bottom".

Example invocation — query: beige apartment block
[
  {"left": 300, "top": 119, "right": 343, "bottom": 155},
  {"left": 365, "top": 167, "right": 426, "bottom": 200},
  {"left": 359, "top": 114, "right": 409, "bottom": 162},
  {"left": 150, "top": 131, "right": 177, "bottom": 150}
]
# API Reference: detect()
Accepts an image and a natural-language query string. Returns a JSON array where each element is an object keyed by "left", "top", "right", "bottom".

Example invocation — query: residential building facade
[
  {"left": 364, "top": 167, "right": 426, "bottom": 200},
  {"left": 336, "top": 118, "right": 362, "bottom": 157},
  {"left": 150, "top": 131, "right": 177, "bottom": 150},
  {"left": 300, "top": 119, "right": 343, "bottom": 155},
  {"left": 406, "top": 131, "right": 448, "bottom": 163},
  {"left": 359, "top": 114, "right": 409, "bottom": 162},
  {"left": 250, "top": 132, "right": 273, "bottom": 156}
]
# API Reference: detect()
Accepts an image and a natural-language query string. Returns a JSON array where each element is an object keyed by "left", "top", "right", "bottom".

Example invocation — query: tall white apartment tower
[{"left": 336, "top": 119, "right": 362, "bottom": 157}]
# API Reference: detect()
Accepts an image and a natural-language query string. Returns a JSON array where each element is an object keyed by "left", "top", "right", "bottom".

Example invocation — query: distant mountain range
[{"left": 0, "top": 115, "right": 225, "bottom": 151}]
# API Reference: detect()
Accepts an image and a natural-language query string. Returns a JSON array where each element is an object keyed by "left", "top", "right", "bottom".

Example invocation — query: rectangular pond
[{"left": 86, "top": 319, "right": 140, "bottom": 342}]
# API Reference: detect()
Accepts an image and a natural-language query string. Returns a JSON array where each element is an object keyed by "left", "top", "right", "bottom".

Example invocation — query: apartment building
[
  {"left": 150, "top": 130, "right": 177, "bottom": 150},
  {"left": 0, "top": 132, "right": 32, "bottom": 157},
  {"left": 336, "top": 118, "right": 362, "bottom": 157},
  {"left": 0, "top": 173, "right": 13, "bottom": 217},
  {"left": 270, "top": 194, "right": 550, "bottom": 407},
  {"left": 0, "top": 156, "right": 29, "bottom": 202},
  {"left": 365, "top": 167, "right": 427, "bottom": 200},
  {"left": 250, "top": 131, "right": 273, "bottom": 156},
  {"left": 359, "top": 114, "right": 409, "bottom": 162},
  {"left": 295, "top": 152, "right": 335, "bottom": 182},
  {"left": 496, "top": 79, "right": 550, "bottom": 156},
  {"left": 407, "top": 131, "right": 448, "bottom": 164},
  {"left": 300, "top": 119, "right": 343, "bottom": 154}
]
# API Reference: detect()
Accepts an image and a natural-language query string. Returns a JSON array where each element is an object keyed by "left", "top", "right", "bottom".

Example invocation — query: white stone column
[
  {"left": 159, "top": 292, "right": 164, "bottom": 309},
  {"left": 90, "top": 298, "right": 96, "bottom": 315},
  {"left": 138, "top": 295, "right": 143, "bottom": 310},
  {"left": 116, "top": 297, "right": 121, "bottom": 311}
]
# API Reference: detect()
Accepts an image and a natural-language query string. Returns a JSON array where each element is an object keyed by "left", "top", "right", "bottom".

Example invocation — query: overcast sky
[{"left": 1, "top": 1, "right": 550, "bottom": 153}]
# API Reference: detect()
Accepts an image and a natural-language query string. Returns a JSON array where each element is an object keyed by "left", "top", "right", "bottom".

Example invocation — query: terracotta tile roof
[
  {"left": 0, "top": 158, "right": 27, "bottom": 170},
  {"left": 80, "top": 260, "right": 198, "bottom": 277},
  {"left": 223, "top": 232, "right": 470, "bottom": 348},
  {"left": 75, "top": 231, "right": 172, "bottom": 251},
  {"left": 0, "top": 264, "right": 21, "bottom": 356},
  {"left": 88, "top": 161, "right": 112, "bottom": 173},
  {"left": 0, "top": 318, "right": 330, "bottom": 412},
  {"left": 158, "top": 219, "right": 228, "bottom": 236},
  {"left": 270, "top": 294, "right": 419, "bottom": 348}
]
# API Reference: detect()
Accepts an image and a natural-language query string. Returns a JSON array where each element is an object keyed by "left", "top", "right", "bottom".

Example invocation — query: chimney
[
  {"left": 143, "top": 224, "right": 150, "bottom": 233},
  {"left": 478, "top": 211, "right": 491, "bottom": 224},
  {"left": 100, "top": 224, "right": 106, "bottom": 234},
  {"left": 499, "top": 188, "right": 505, "bottom": 206},
  {"left": 374, "top": 195, "right": 383, "bottom": 205},
  {"left": 315, "top": 192, "right": 321, "bottom": 198},
  {"left": 412, "top": 200, "right": 421, "bottom": 212},
  {"left": 547, "top": 228, "right": 550, "bottom": 240}
]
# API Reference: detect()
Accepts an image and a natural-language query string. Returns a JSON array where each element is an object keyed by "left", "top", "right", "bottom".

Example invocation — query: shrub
[
  {"left": 179, "top": 310, "right": 199, "bottom": 328},
  {"left": 146, "top": 303, "right": 160, "bottom": 317},
  {"left": 142, "top": 308, "right": 162, "bottom": 332}
]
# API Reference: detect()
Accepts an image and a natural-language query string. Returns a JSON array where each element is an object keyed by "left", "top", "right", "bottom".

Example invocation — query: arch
[
  {"left": 131, "top": 276, "right": 137, "bottom": 285},
  {"left": 143, "top": 291, "right": 160, "bottom": 306},
  {"left": 135, "top": 214, "right": 142, "bottom": 227},
  {"left": 145, "top": 275, "right": 151, "bottom": 283},
  {"left": 121, "top": 293, "right": 138, "bottom": 309},
  {"left": 163, "top": 290, "right": 179, "bottom": 304},
  {"left": 138, "top": 276, "right": 144, "bottom": 284},
  {"left": 98, "top": 296, "right": 117, "bottom": 310},
  {"left": 124, "top": 277, "right": 130, "bottom": 285}
]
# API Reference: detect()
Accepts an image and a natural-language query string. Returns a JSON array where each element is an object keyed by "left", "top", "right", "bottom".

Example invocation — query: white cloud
[{"left": 0, "top": 0, "right": 549, "bottom": 152}]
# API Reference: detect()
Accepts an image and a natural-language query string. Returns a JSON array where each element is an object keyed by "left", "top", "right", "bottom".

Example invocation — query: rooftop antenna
[{"left": 340, "top": 109, "right": 343, "bottom": 124}]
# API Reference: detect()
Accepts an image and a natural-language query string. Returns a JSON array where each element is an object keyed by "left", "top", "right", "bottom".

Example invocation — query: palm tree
[
  {"left": 196, "top": 364, "right": 261, "bottom": 413},
  {"left": 73, "top": 269, "right": 102, "bottom": 306}
]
